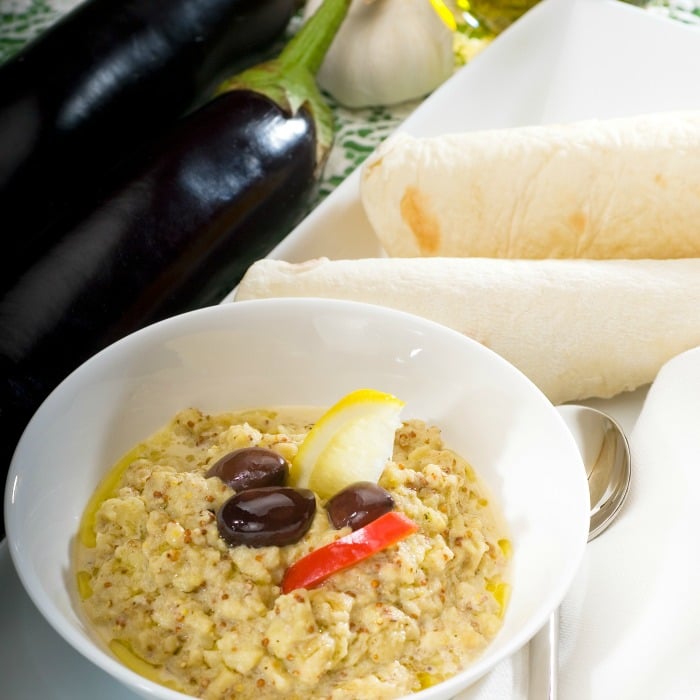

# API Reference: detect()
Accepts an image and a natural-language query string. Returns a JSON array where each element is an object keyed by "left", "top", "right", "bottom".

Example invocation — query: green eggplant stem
[{"left": 217, "top": 0, "right": 351, "bottom": 170}]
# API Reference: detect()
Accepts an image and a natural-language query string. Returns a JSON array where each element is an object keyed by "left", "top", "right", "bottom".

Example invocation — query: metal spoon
[{"left": 528, "top": 404, "right": 632, "bottom": 699}]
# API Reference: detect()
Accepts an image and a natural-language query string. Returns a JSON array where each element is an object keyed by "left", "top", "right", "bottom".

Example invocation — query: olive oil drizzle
[
  {"left": 77, "top": 428, "right": 184, "bottom": 689},
  {"left": 77, "top": 442, "right": 148, "bottom": 549},
  {"left": 109, "top": 640, "right": 183, "bottom": 692}
]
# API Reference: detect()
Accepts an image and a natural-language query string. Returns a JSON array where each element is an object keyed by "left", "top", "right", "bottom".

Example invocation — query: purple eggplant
[
  {"left": 0, "top": 0, "right": 299, "bottom": 281},
  {"left": 0, "top": 0, "right": 350, "bottom": 535}
]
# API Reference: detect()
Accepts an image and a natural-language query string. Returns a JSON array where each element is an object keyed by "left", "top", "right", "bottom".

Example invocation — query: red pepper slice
[{"left": 281, "top": 511, "right": 418, "bottom": 593}]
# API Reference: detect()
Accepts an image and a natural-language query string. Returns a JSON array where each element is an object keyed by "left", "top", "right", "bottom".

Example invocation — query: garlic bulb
[{"left": 303, "top": 0, "right": 455, "bottom": 108}]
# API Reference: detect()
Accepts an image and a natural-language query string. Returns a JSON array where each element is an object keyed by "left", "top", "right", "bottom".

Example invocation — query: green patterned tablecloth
[{"left": 1, "top": 0, "right": 699, "bottom": 207}]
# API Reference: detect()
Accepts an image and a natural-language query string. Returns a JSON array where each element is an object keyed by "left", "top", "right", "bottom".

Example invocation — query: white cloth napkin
[{"left": 459, "top": 346, "right": 700, "bottom": 699}]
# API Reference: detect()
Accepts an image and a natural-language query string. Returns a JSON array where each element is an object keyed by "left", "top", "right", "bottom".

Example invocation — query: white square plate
[
  {"left": 266, "top": 0, "right": 700, "bottom": 282},
  {"left": 257, "top": 0, "right": 700, "bottom": 438}
]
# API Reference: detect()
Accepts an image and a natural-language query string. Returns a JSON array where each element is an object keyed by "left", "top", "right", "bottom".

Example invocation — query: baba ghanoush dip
[{"left": 75, "top": 405, "right": 511, "bottom": 699}]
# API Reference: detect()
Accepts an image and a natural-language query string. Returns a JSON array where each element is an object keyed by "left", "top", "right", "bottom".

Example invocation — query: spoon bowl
[{"left": 556, "top": 404, "right": 632, "bottom": 542}]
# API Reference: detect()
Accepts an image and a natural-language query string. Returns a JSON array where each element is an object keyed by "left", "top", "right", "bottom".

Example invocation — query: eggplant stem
[
  {"left": 278, "top": 0, "right": 350, "bottom": 75},
  {"left": 216, "top": 0, "right": 351, "bottom": 171}
]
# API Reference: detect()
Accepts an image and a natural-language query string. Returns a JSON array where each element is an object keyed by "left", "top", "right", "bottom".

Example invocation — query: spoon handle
[{"left": 528, "top": 607, "right": 559, "bottom": 699}]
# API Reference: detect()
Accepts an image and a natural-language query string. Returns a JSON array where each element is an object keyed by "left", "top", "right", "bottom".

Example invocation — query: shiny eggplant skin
[
  {"left": 0, "top": 90, "right": 317, "bottom": 507},
  {"left": 0, "top": 0, "right": 297, "bottom": 280}
]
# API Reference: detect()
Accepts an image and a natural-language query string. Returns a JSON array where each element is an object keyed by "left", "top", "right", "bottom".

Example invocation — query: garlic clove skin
[{"left": 303, "top": 0, "right": 455, "bottom": 108}]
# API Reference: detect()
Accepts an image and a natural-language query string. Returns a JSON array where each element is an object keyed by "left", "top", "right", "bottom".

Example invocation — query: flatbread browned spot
[
  {"left": 400, "top": 186, "right": 441, "bottom": 255},
  {"left": 654, "top": 172, "right": 667, "bottom": 188},
  {"left": 568, "top": 210, "right": 587, "bottom": 235}
]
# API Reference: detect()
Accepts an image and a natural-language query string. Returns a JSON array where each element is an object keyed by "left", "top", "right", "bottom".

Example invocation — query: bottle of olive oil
[{"left": 455, "top": 0, "right": 541, "bottom": 36}]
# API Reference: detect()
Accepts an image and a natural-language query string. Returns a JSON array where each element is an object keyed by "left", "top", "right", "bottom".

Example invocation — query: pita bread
[
  {"left": 236, "top": 256, "right": 700, "bottom": 404},
  {"left": 360, "top": 111, "right": 700, "bottom": 259}
]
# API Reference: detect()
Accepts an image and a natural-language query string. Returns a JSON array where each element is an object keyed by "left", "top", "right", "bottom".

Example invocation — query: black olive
[
  {"left": 216, "top": 487, "right": 316, "bottom": 548},
  {"left": 326, "top": 481, "right": 394, "bottom": 530},
  {"left": 206, "top": 447, "right": 289, "bottom": 491}
]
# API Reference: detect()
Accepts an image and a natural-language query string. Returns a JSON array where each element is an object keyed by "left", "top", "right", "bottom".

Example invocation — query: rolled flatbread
[
  {"left": 235, "top": 257, "right": 700, "bottom": 404},
  {"left": 360, "top": 111, "right": 700, "bottom": 259}
]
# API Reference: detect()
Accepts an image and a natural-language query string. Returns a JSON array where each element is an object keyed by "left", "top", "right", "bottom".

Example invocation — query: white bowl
[{"left": 4, "top": 298, "right": 589, "bottom": 700}]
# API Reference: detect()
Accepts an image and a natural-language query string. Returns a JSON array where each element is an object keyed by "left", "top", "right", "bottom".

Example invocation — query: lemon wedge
[{"left": 291, "top": 388, "right": 405, "bottom": 500}]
